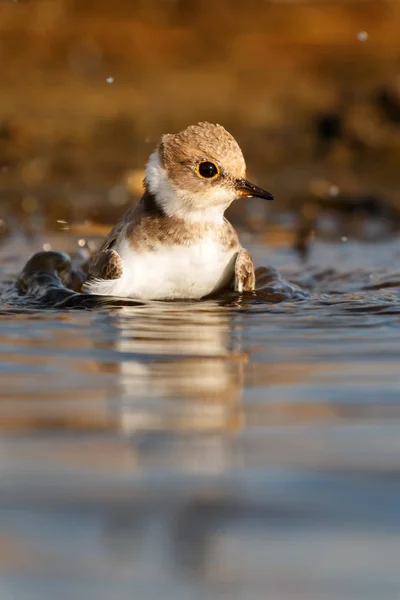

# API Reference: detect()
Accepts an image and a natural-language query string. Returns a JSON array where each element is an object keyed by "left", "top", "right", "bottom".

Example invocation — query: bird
[{"left": 83, "top": 122, "right": 274, "bottom": 301}]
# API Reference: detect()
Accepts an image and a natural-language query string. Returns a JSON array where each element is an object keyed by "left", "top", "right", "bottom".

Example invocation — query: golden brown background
[{"left": 1, "top": 0, "right": 400, "bottom": 225}]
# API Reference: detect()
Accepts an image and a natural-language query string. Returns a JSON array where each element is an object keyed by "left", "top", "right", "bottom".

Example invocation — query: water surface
[{"left": 1, "top": 229, "right": 400, "bottom": 600}]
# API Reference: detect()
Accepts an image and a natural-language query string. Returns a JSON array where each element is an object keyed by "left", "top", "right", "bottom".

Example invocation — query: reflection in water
[
  {"left": 0, "top": 303, "right": 252, "bottom": 599},
  {"left": 0, "top": 302, "right": 248, "bottom": 438},
  {"left": 115, "top": 305, "right": 246, "bottom": 438},
  {"left": 3, "top": 235, "right": 400, "bottom": 598}
]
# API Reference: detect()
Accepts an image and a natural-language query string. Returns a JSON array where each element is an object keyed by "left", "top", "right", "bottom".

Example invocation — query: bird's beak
[{"left": 235, "top": 178, "right": 275, "bottom": 201}]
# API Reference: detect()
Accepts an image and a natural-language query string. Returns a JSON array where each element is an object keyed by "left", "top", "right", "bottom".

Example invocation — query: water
[{"left": 2, "top": 228, "right": 400, "bottom": 599}]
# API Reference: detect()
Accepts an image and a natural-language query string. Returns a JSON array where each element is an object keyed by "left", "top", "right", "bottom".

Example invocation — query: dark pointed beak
[{"left": 235, "top": 178, "right": 275, "bottom": 201}]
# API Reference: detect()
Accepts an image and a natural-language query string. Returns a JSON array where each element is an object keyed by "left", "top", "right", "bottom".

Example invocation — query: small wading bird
[{"left": 83, "top": 122, "right": 274, "bottom": 300}]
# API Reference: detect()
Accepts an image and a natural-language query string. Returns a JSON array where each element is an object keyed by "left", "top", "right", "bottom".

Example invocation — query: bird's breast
[{"left": 116, "top": 236, "right": 239, "bottom": 300}]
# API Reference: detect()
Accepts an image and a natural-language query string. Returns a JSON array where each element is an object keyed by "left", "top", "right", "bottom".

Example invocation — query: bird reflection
[
  {"left": 111, "top": 303, "right": 248, "bottom": 442},
  {"left": 96, "top": 304, "right": 250, "bottom": 579}
]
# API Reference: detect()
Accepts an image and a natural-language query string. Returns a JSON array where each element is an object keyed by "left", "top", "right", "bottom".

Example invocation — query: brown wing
[
  {"left": 87, "top": 190, "right": 167, "bottom": 281},
  {"left": 95, "top": 202, "right": 139, "bottom": 257},
  {"left": 87, "top": 201, "right": 140, "bottom": 281},
  {"left": 234, "top": 248, "right": 256, "bottom": 292},
  {"left": 89, "top": 248, "right": 124, "bottom": 280}
]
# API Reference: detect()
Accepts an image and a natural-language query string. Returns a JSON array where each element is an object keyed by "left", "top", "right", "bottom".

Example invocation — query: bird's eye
[{"left": 196, "top": 161, "right": 220, "bottom": 179}]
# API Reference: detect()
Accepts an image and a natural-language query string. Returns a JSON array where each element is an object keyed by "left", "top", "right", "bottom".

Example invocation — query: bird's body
[
  {"left": 83, "top": 122, "right": 274, "bottom": 301},
  {"left": 88, "top": 235, "right": 238, "bottom": 301},
  {"left": 86, "top": 192, "right": 240, "bottom": 300}
]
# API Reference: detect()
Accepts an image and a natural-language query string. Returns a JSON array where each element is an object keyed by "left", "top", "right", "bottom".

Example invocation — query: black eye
[{"left": 196, "top": 161, "right": 220, "bottom": 179}]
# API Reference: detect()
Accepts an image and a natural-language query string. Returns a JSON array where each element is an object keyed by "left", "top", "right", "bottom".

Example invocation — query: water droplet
[
  {"left": 78, "top": 238, "right": 86, "bottom": 247},
  {"left": 43, "top": 243, "right": 51, "bottom": 251},
  {"left": 341, "top": 236, "right": 348, "bottom": 242},
  {"left": 106, "top": 76, "right": 114, "bottom": 84},
  {"left": 357, "top": 31, "right": 368, "bottom": 41}
]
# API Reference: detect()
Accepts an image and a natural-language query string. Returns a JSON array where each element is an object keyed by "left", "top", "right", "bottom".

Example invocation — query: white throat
[{"left": 145, "top": 150, "right": 234, "bottom": 224}]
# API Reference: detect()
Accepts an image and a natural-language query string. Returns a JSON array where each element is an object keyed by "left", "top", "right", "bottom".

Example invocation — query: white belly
[{"left": 85, "top": 237, "right": 238, "bottom": 300}]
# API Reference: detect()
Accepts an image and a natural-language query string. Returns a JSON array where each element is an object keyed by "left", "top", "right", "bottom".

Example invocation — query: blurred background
[{"left": 1, "top": 0, "right": 400, "bottom": 231}]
